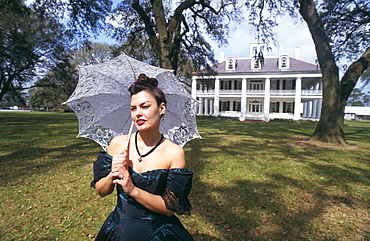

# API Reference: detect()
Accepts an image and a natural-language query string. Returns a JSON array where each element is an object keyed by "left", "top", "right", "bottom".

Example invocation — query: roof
[
  {"left": 344, "top": 106, "right": 370, "bottom": 116},
  {"left": 196, "top": 56, "right": 320, "bottom": 75}
]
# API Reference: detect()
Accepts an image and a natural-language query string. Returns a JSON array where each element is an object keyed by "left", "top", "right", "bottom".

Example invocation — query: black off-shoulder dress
[{"left": 91, "top": 152, "right": 194, "bottom": 241}]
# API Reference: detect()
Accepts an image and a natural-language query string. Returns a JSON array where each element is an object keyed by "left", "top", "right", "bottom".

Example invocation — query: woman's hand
[
  {"left": 111, "top": 150, "right": 128, "bottom": 180},
  {"left": 111, "top": 150, "right": 136, "bottom": 196}
]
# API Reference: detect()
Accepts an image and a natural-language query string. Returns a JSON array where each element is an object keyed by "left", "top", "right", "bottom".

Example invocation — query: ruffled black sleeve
[
  {"left": 90, "top": 152, "right": 112, "bottom": 188},
  {"left": 161, "top": 169, "right": 193, "bottom": 215}
]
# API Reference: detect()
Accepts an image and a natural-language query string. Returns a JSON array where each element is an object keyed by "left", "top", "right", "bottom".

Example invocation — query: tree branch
[{"left": 340, "top": 46, "right": 370, "bottom": 103}]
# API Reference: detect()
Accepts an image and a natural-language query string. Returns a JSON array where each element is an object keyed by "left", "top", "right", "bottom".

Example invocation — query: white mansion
[{"left": 191, "top": 43, "right": 323, "bottom": 121}]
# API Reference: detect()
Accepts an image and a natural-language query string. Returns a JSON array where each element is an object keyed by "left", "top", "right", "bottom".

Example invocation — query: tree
[
  {"left": 30, "top": 42, "right": 116, "bottom": 109},
  {"left": 245, "top": 0, "right": 370, "bottom": 145},
  {"left": 29, "top": 0, "right": 241, "bottom": 84},
  {"left": 30, "top": 59, "right": 78, "bottom": 110},
  {"left": 347, "top": 88, "right": 365, "bottom": 106},
  {"left": 299, "top": 0, "right": 370, "bottom": 145},
  {"left": 108, "top": 0, "right": 240, "bottom": 75},
  {"left": 72, "top": 42, "right": 115, "bottom": 66},
  {"left": 0, "top": 0, "right": 73, "bottom": 102}
]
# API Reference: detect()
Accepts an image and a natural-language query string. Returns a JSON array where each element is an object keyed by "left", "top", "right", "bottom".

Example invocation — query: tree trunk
[
  {"left": 299, "top": 0, "right": 347, "bottom": 145},
  {"left": 340, "top": 47, "right": 370, "bottom": 104},
  {"left": 151, "top": 0, "right": 173, "bottom": 70}
]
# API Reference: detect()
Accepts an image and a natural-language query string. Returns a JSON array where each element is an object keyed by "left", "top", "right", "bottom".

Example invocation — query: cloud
[{"left": 211, "top": 16, "right": 317, "bottom": 64}]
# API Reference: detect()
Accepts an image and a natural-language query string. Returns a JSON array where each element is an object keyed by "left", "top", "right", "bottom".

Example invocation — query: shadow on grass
[
  {"left": 184, "top": 119, "right": 370, "bottom": 240},
  {"left": 0, "top": 112, "right": 99, "bottom": 186},
  {"left": 1, "top": 113, "right": 369, "bottom": 240}
]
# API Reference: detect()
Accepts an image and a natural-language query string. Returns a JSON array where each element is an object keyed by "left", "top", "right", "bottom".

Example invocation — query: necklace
[{"left": 135, "top": 131, "right": 164, "bottom": 162}]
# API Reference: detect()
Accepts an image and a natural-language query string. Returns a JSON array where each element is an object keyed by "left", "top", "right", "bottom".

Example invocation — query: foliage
[
  {"left": 28, "top": 42, "right": 117, "bottom": 110},
  {"left": 0, "top": 112, "right": 369, "bottom": 240},
  {"left": 320, "top": 0, "right": 370, "bottom": 63},
  {"left": 0, "top": 90, "right": 27, "bottom": 108},
  {"left": 0, "top": 0, "right": 73, "bottom": 102},
  {"left": 347, "top": 88, "right": 366, "bottom": 106},
  {"left": 72, "top": 42, "right": 116, "bottom": 66},
  {"left": 32, "top": 0, "right": 112, "bottom": 39},
  {"left": 244, "top": 0, "right": 370, "bottom": 145},
  {"left": 108, "top": 0, "right": 242, "bottom": 76},
  {"left": 244, "top": 0, "right": 370, "bottom": 66},
  {"left": 30, "top": 59, "right": 78, "bottom": 110}
]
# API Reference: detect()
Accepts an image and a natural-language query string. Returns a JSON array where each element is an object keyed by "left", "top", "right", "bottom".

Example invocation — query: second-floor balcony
[{"left": 196, "top": 89, "right": 322, "bottom": 97}]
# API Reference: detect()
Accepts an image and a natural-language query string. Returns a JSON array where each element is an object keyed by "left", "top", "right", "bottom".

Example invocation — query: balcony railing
[{"left": 196, "top": 89, "right": 322, "bottom": 96}]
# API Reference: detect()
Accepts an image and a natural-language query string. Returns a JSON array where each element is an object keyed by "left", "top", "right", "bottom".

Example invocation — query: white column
[
  {"left": 210, "top": 99, "right": 214, "bottom": 116},
  {"left": 317, "top": 99, "right": 322, "bottom": 119},
  {"left": 293, "top": 77, "right": 302, "bottom": 120},
  {"left": 240, "top": 78, "right": 247, "bottom": 121},
  {"left": 302, "top": 102, "right": 307, "bottom": 118},
  {"left": 191, "top": 77, "right": 197, "bottom": 100},
  {"left": 311, "top": 83, "right": 320, "bottom": 119},
  {"left": 263, "top": 78, "right": 271, "bottom": 122},
  {"left": 204, "top": 99, "right": 209, "bottom": 116},
  {"left": 199, "top": 97, "right": 204, "bottom": 115},
  {"left": 213, "top": 78, "right": 220, "bottom": 116},
  {"left": 312, "top": 100, "right": 317, "bottom": 119}
]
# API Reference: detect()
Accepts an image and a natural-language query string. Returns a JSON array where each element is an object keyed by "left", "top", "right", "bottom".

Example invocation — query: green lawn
[{"left": 0, "top": 112, "right": 369, "bottom": 240}]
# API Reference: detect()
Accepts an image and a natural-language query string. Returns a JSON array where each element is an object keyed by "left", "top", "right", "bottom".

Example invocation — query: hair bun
[{"left": 137, "top": 74, "right": 158, "bottom": 87}]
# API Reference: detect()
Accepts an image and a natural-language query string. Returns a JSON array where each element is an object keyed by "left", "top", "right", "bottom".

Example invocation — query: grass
[{"left": 0, "top": 112, "right": 369, "bottom": 241}]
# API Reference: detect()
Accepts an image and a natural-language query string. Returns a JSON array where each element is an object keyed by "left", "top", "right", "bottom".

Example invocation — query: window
[
  {"left": 285, "top": 79, "right": 292, "bottom": 90},
  {"left": 226, "top": 57, "right": 236, "bottom": 70},
  {"left": 280, "top": 79, "right": 294, "bottom": 90},
  {"left": 251, "top": 57, "right": 261, "bottom": 70},
  {"left": 283, "top": 102, "right": 294, "bottom": 113},
  {"left": 281, "top": 57, "right": 287, "bottom": 67},
  {"left": 278, "top": 55, "right": 290, "bottom": 69},
  {"left": 220, "top": 80, "right": 232, "bottom": 90},
  {"left": 236, "top": 102, "right": 241, "bottom": 111},
  {"left": 254, "top": 59, "right": 259, "bottom": 68},
  {"left": 249, "top": 100, "right": 263, "bottom": 113},
  {"left": 233, "top": 101, "right": 241, "bottom": 111},
  {"left": 249, "top": 80, "right": 263, "bottom": 90},
  {"left": 220, "top": 101, "right": 230, "bottom": 111},
  {"left": 253, "top": 47, "right": 257, "bottom": 54},
  {"left": 271, "top": 80, "right": 276, "bottom": 90},
  {"left": 234, "top": 80, "right": 242, "bottom": 90},
  {"left": 270, "top": 102, "right": 279, "bottom": 113}
]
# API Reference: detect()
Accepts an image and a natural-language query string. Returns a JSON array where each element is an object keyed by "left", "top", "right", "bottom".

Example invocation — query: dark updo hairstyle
[{"left": 128, "top": 74, "right": 167, "bottom": 106}]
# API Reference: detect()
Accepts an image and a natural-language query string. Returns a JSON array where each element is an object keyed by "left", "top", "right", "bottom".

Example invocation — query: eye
[{"left": 130, "top": 107, "right": 136, "bottom": 111}]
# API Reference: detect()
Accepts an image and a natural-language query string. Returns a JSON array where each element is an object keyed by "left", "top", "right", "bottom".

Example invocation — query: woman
[{"left": 91, "top": 74, "right": 194, "bottom": 240}]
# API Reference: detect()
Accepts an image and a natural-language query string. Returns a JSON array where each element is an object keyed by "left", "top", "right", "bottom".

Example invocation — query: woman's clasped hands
[{"left": 111, "top": 150, "right": 135, "bottom": 195}]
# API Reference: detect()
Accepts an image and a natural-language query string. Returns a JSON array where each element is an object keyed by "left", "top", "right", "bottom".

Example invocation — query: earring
[{"left": 160, "top": 113, "right": 164, "bottom": 121}]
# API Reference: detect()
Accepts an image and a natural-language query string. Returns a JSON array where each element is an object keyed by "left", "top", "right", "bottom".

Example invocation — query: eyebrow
[{"left": 130, "top": 101, "right": 152, "bottom": 107}]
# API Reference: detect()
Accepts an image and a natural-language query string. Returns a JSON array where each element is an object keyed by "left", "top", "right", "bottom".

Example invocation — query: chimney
[{"left": 294, "top": 47, "right": 301, "bottom": 60}]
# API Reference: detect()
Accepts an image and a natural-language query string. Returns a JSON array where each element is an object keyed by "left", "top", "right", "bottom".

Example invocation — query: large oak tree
[
  {"left": 246, "top": 0, "right": 370, "bottom": 145},
  {"left": 0, "top": 0, "right": 73, "bottom": 102},
  {"left": 108, "top": 0, "right": 240, "bottom": 76},
  {"left": 26, "top": 0, "right": 240, "bottom": 86}
]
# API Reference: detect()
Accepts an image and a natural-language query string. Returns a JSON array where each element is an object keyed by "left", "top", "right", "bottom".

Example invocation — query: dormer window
[
  {"left": 226, "top": 57, "right": 236, "bottom": 71},
  {"left": 279, "top": 55, "right": 290, "bottom": 69},
  {"left": 251, "top": 55, "right": 262, "bottom": 70}
]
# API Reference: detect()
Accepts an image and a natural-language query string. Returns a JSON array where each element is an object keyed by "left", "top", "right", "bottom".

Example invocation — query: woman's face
[{"left": 130, "top": 91, "right": 165, "bottom": 131}]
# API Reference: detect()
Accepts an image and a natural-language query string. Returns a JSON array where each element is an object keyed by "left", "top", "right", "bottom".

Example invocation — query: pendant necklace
[{"left": 135, "top": 131, "right": 164, "bottom": 162}]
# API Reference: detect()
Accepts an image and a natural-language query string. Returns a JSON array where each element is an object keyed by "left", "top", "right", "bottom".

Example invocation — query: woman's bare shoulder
[{"left": 163, "top": 139, "right": 185, "bottom": 168}]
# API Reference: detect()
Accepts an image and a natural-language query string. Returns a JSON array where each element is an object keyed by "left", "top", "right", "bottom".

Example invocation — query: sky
[
  {"left": 98, "top": 13, "right": 317, "bottom": 64},
  {"left": 96, "top": 5, "right": 369, "bottom": 92},
  {"left": 209, "top": 15, "right": 317, "bottom": 64}
]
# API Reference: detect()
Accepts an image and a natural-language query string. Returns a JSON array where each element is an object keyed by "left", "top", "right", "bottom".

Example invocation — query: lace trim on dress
[{"left": 161, "top": 187, "right": 191, "bottom": 215}]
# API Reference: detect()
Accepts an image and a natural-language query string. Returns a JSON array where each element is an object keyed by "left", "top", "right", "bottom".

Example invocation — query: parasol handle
[{"left": 124, "top": 121, "right": 134, "bottom": 151}]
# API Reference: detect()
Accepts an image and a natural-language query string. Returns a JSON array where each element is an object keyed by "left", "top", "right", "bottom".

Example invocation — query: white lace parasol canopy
[{"left": 64, "top": 53, "right": 201, "bottom": 150}]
